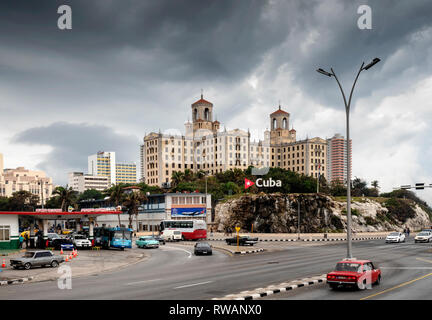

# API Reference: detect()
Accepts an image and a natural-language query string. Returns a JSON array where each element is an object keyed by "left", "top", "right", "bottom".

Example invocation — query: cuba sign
[{"left": 245, "top": 178, "right": 282, "bottom": 189}]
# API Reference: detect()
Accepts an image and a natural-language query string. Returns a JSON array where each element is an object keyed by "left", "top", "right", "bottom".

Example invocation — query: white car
[
  {"left": 70, "top": 234, "right": 92, "bottom": 248},
  {"left": 415, "top": 231, "right": 432, "bottom": 243},
  {"left": 386, "top": 232, "right": 406, "bottom": 243},
  {"left": 160, "top": 230, "right": 182, "bottom": 242}
]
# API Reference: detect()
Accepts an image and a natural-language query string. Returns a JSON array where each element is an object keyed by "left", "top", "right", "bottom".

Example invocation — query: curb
[
  {"left": 234, "top": 248, "right": 265, "bottom": 255},
  {"left": 208, "top": 236, "right": 385, "bottom": 242},
  {"left": 241, "top": 277, "right": 326, "bottom": 300},
  {"left": 0, "top": 276, "right": 34, "bottom": 286},
  {"left": 214, "top": 274, "right": 327, "bottom": 300}
]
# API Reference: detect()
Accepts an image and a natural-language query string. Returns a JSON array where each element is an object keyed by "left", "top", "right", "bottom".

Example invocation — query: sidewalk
[{"left": 0, "top": 248, "right": 148, "bottom": 284}]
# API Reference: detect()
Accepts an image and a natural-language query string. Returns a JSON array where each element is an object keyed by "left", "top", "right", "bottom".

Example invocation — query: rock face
[{"left": 214, "top": 193, "right": 432, "bottom": 233}]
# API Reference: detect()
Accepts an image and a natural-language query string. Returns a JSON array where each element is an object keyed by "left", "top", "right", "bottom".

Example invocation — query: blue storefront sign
[{"left": 171, "top": 207, "right": 206, "bottom": 217}]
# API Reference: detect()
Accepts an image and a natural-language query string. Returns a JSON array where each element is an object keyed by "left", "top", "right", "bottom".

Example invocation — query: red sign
[{"left": 245, "top": 178, "right": 255, "bottom": 189}]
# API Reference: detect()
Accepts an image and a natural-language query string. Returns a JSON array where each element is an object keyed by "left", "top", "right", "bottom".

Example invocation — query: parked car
[
  {"left": 326, "top": 259, "right": 382, "bottom": 290},
  {"left": 52, "top": 237, "right": 75, "bottom": 250},
  {"left": 46, "top": 233, "right": 62, "bottom": 247},
  {"left": 194, "top": 242, "right": 212, "bottom": 255},
  {"left": 415, "top": 231, "right": 432, "bottom": 243},
  {"left": 10, "top": 250, "right": 65, "bottom": 270},
  {"left": 136, "top": 236, "right": 159, "bottom": 249},
  {"left": 152, "top": 235, "right": 165, "bottom": 245},
  {"left": 161, "top": 230, "right": 182, "bottom": 242},
  {"left": 385, "top": 232, "right": 405, "bottom": 243},
  {"left": 69, "top": 234, "right": 92, "bottom": 249},
  {"left": 225, "top": 236, "right": 259, "bottom": 246}
]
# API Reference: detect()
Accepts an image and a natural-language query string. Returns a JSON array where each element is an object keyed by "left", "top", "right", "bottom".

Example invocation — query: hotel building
[{"left": 141, "top": 95, "right": 328, "bottom": 187}]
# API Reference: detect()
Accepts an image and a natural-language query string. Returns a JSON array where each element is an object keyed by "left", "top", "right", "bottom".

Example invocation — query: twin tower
[{"left": 190, "top": 94, "right": 296, "bottom": 144}]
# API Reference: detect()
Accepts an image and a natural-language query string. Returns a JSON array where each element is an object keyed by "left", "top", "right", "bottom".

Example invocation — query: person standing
[
  {"left": 407, "top": 227, "right": 410, "bottom": 238},
  {"left": 19, "top": 234, "right": 24, "bottom": 249}
]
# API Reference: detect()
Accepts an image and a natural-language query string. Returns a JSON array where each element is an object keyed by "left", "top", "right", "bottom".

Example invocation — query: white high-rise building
[{"left": 88, "top": 151, "right": 116, "bottom": 185}]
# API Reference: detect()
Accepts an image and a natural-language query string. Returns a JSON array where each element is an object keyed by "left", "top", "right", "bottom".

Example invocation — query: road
[
  {"left": 262, "top": 240, "right": 432, "bottom": 300},
  {"left": 1, "top": 238, "right": 432, "bottom": 299}
]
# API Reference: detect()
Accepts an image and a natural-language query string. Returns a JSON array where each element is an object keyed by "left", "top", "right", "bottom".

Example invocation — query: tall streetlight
[{"left": 316, "top": 58, "right": 380, "bottom": 259}]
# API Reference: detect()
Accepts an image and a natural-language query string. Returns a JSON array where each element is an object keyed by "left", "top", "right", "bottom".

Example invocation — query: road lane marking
[
  {"left": 360, "top": 272, "right": 432, "bottom": 300},
  {"left": 126, "top": 278, "right": 162, "bottom": 286},
  {"left": 174, "top": 281, "right": 213, "bottom": 289},
  {"left": 161, "top": 246, "right": 192, "bottom": 258},
  {"left": 416, "top": 258, "right": 432, "bottom": 264},
  {"left": 381, "top": 267, "right": 432, "bottom": 270}
]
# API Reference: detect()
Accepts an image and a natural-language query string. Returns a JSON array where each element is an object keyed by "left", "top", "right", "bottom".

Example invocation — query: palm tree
[
  {"left": 371, "top": 180, "right": 379, "bottom": 189},
  {"left": 184, "top": 169, "right": 194, "bottom": 182},
  {"left": 195, "top": 170, "right": 206, "bottom": 180},
  {"left": 104, "top": 184, "right": 125, "bottom": 227},
  {"left": 52, "top": 186, "right": 77, "bottom": 211},
  {"left": 171, "top": 171, "right": 185, "bottom": 187},
  {"left": 122, "top": 191, "right": 147, "bottom": 231}
]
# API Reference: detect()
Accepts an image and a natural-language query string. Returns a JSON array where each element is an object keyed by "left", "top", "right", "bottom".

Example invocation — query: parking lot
[{"left": 0, "top": 247, "right": 148, "bottom": 283}]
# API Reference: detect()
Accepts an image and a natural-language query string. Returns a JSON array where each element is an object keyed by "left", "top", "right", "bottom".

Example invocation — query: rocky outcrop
[{"left": 214, "top": 193, "right": 432, "bottom": 233}]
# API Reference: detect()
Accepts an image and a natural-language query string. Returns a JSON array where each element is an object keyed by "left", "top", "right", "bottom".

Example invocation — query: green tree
[
  {"left": 171, "top": 171, "right": 185, "bottom": 187},
  {"left": 52, "top": 186, "right": 77, "bottom": 211},
  {"left": 79, "top": 189, "right": 104, "bottom": 201},
  {"left": 104, "top": 184, "right": 125, "bottom": 227},
  {"left": 8, "top": 191, "right": 39, "bottom": 211},
  {"left": 122, "top": 191, "right": 147, "bottom": 231}
]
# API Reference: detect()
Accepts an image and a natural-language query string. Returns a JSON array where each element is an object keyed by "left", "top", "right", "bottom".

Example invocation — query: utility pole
[{"left": 297, "top": 198, "right": 301, "bottom": 240}]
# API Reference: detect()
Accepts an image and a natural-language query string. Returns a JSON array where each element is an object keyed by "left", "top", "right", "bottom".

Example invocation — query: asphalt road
[
  {"left": 262, "top": 239, "right": 432, "bottom": 300},
  {"left": 1, "top": 238, "right": 431, "bottom": 299}
]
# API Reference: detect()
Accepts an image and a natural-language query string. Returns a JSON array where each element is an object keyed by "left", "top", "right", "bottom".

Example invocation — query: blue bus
[{"left": 94, "top": 227, "right": 133, "bottom": 250}]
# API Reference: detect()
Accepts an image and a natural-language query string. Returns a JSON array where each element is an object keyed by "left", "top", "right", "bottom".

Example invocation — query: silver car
[{"left": 10, "top": 250, "right": 65, "bottom": 270}]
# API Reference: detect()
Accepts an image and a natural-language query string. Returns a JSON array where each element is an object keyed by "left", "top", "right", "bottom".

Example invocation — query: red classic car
[{"left": 326, "top": 259, "right": 382, "bottom": 290}]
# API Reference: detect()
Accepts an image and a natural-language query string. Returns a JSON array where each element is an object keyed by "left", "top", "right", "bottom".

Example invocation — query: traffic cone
[
  {"left": 75, "top": 249, "right": 78, "bottom": 257},
  {"left": 65, "top": 255, "right": 68, "bottom": 262},
  {"left": 1, "top": 259, "right": 5, "bottom": 268},
  {"left": 69, "top": 253, "right": 73, "bottom": 260},
  {"left": 60, "top": 248, "right": 63, "bottom": 254}
]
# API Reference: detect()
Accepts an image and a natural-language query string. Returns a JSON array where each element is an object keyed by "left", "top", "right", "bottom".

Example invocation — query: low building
[
  {"left": 89, "top": 192, "right": 212, "bottom": 231},
  {"left": 68, "top": 172, "right": 110, "bottom": 193}
]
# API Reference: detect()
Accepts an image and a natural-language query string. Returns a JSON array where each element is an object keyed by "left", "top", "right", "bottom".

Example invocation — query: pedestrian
[
  {"left": 403, "top": 227, "right": 407, "bottom": 235},
  {"left": 24, "top": 233, "right": 29, "bottom": 248},
  {"left": 19, "top": 234, "right": 24, "bottom": 249},
  {"left": 407, "top": 227, "right": 410, "bottom": 237}
]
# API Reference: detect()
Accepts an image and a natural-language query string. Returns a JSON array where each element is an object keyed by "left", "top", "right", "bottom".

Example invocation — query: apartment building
[
  {"left": 0, "top": 154, "right": 53, "bottom": 205},
  {"left": 68, "top": 172, "right": 109, "bottom": 193},
  {"left": 88, "top": 151, "right": 137, "bottom": 185},
  {"left": 326, "top": 133, "right": 352, "bottom": 184}
]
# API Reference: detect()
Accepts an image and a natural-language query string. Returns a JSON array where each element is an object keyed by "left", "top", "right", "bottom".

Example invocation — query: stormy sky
[{"left": 1, "top": 0, "right": 432, "bottom": 204}]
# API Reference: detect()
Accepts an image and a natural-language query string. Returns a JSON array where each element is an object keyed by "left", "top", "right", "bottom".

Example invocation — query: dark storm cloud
[
  {"left": 0, "top": 0, "right": 283, "bottom": 82},
  {"left": 2, "top": 0, "right": 432, "bottom": 192},
  {"left": 12, "top": 122, "right": 140, "bottom": 185}
]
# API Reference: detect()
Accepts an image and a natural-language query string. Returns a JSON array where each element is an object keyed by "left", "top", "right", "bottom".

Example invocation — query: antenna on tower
[{"left": 201, "top": 88, "right": 203, "bottom": 99}]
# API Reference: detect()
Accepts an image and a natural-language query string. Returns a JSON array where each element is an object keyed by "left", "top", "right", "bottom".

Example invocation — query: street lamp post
[{"left": 316, "top": 58, "right": 380, "bottom": 259}]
